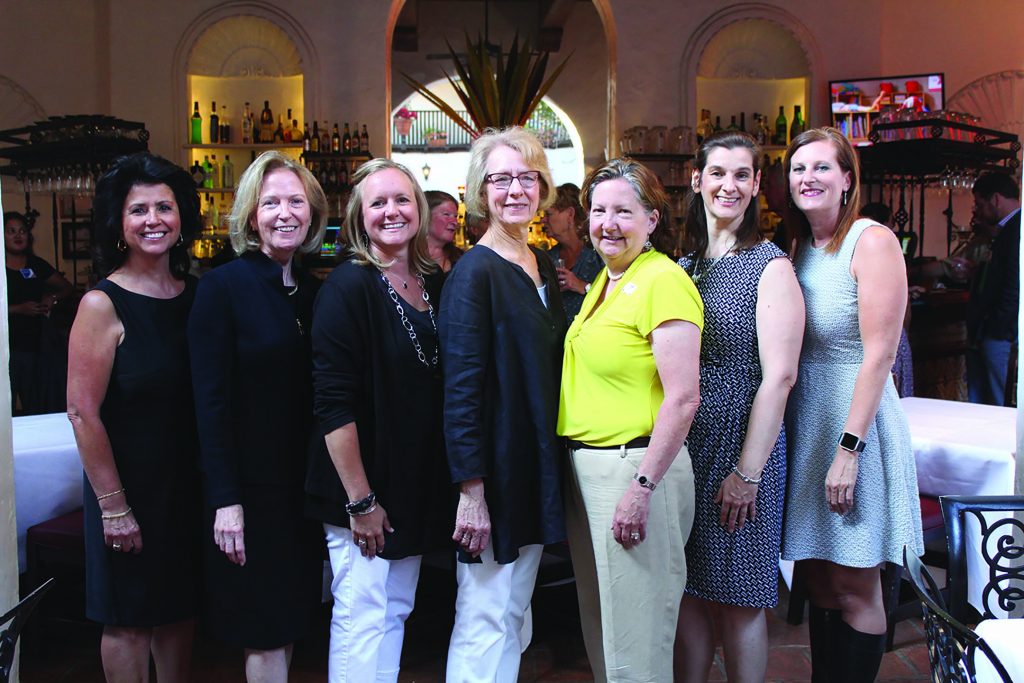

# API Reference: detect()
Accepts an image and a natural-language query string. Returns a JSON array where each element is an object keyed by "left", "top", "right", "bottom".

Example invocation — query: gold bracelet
[
  {"left": 101, "top": 507, "right": 132, "bottom": 520},
  {"left": 96, "top": 487, "right": 126, "bottom": 501}
]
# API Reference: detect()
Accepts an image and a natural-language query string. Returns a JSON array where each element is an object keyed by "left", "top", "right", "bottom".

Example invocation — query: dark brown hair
[{"left": 580, "top": 158, "right": 677, "bottom": 255}]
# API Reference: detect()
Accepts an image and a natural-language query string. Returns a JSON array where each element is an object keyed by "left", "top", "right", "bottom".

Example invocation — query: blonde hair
[
  {"left": 782, "top": 127, "right": 861, "bottom": 258},
  {"left": 228, "top": 151, "right": 328, "bottom": 256},
  {"left": 464, "top": 127, "right": 555, "bottom": 220},
  {"left": 342, "top": 158, "right": 435, "bottom": 273}
]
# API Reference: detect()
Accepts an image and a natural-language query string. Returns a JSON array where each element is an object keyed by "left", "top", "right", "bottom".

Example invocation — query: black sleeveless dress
[{"left": 83, "top": 278, "right": 202, "bottom": 626}]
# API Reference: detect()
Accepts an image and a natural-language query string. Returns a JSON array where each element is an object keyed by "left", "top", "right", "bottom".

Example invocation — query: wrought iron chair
[
  {"left": 904, "top": 548, "right": 1012, "bottom": 683},
  {"left": 0, "top": 578, "right": 54, "bottom": 683},
  {"left": 940, "top": 495, "right": 1024, "bottom": 622}
]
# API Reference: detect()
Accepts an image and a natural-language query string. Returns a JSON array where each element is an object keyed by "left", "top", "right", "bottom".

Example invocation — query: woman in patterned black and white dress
[{"left": 675, "top": 131, "right": 804, "bottom": 683}]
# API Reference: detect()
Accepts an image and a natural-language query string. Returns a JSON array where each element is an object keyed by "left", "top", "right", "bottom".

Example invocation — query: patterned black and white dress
[{"left": 678, "top": 241, "right": 788, "bottom": 608}]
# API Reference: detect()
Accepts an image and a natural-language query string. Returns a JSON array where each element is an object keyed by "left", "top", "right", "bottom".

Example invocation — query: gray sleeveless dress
[{"left": 782, "top": 219, "right": 924, "bottom": 566}]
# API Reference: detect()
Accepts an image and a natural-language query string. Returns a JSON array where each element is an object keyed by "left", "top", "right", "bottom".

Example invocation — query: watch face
[{"left": 638, "top": 476, "right": 649, "bottom": 485}]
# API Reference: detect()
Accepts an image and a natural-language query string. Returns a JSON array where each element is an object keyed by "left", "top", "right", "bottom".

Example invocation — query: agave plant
[{"left": 400, "top": 32, "right": 571, "bottom": 137}]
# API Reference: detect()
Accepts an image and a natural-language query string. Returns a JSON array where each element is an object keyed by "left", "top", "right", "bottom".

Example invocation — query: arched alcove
[
  {"left": 0, "top": 76, "right": 45, "bottom": 131},
  {"left": 171, "top": 2, "right": 321, "bottom": 155},
  {"left": 679, "top": 3, "right": 823, "bottom": 129},
  {"left": 384, "top": 0, "right": 617, "bottom": 159}
]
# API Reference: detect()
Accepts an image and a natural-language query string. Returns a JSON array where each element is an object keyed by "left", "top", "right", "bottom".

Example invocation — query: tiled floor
[{"left": 19, "top": 559, "right": 931, "bottom": 682}]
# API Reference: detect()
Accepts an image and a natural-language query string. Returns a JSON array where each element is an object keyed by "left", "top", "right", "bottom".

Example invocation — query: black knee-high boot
[
  {"left": 835, "top": 618, "right": 886, "bottom": 683},
  {"left": 808, "top": 605, "right": 842, "bottom": 683}
]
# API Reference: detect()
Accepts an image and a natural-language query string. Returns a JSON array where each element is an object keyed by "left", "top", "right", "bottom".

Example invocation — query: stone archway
[
  {"left": 383, "top": 0, "right": 618, "bottom": 157},
  {"left": 679, "top": 3, "right": 824, "bottom": 128}
]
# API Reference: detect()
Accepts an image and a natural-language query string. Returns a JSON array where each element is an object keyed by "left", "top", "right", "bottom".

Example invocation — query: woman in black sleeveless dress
[{"left": 67, "top": 153, "right": 202, "bottom": 682}]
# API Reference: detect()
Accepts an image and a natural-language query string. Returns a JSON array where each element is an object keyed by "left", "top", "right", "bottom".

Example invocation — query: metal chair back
[
  {"left": 904, "top": 548, "right": 1012, "bottom": 683},
  {"left": 0, "top": 578, "right": 55, "bottom": 683}
]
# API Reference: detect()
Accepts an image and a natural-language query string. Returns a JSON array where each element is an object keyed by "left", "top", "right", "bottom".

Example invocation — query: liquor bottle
[
  {"left": 190, "top": 102, "right": 203, "bottom": 144},
  {"left": 283, "top": 109, "right": 293, "bottom": 141},
  {"left": 222, "top": 155, "right": 234, "bottom": 189},
  {"left": 727, "top": 115, "right": 739, "bottom": 131},
  {"left": 331, "top": 124, "right": 341, "bottom": 154},
  {"left": 210, "top": 154, "right": 221, "bottom": 189},
  {"left": 758, "top": 115, "right": 771, "bottom": 147},
  {"left": 696, "top": 109, "right": 712, "bottom": 144},
  {"left": 774, "top": 106, "right": 788, "bottom": 146},
  {"left": 206, "top": 194, "right": 218, "bottom": 232},
  {"left": 342, "top": 123, "right": 352, "bottom": 154},
  {"left": 274, "top": 115, "right": 285, "bottom": 143},
  {"left": 260, "top": 101, "right": 274, "bottom": 143},
  {"left": 327, "top": 161, "right": 338, "bottom": 192},
  {"left": 320, "top": 121, "right": 330, "bottom": 152},
  {"left": 713, "top": 116, "right": 723, "bottom": 133},
  {"left": 242, "top": 102, "right": 253, "bottom": 144},
  {"left": 290, "top": 119, "right": 301, "bottom": 142},
  {"left": 739, "top": 112, "right": 746, "bottom": 133},
  {"left": 310, "top": 121, "right": 320, "bottom": 153},
  {"left": 219, "top": 105, "right": 231, "bottom": 144},
  {"left": 790, "top": 105, "right": 806, "bottom": 141},
  {"left": 201, "top": 155, "right": 213, "bottom": 189},
  {"left": 303, "top": 123, "right": 311, "bottom": 152},
  {"left": 360, "top": 124, "right": 369, "bottom": 154},
  {"left": 190, "top": 159, "right": 204, "bottom": 187},
  {"left": 338, "top": 161, "right": 349, "bottom": 186},
  {"left": 209, "top": 102, "right": 220, "bottom": 144}
]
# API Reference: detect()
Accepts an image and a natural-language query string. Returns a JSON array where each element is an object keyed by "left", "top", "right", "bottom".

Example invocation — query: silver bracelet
[
  {"left": 349, "top": 503, "right": 378, "bottom": 517},
  {"left": 732, "top": 466, "right": 761, "bottom": 485}
]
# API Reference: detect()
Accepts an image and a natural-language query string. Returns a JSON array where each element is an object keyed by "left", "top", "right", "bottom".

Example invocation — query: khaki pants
[{"left": 565, "top": 444, "right": 695, "bottom": 683}]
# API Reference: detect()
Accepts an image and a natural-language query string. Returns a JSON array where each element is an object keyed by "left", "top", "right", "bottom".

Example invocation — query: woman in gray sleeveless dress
[{"left": 780, "top": 128, "right": 924, "bottom": 682}]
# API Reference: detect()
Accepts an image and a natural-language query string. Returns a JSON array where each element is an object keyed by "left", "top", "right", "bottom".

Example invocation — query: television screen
[
  {"left": 830, "top": 73, "right": 945, "bottom": 115},
  {"left": 320, "top": 220, "right": 342, "bottom": 258}
]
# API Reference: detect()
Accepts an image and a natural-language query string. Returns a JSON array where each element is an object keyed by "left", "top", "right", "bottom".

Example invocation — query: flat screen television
[
  {"left": 320, "top": 219, "right": 343, "bottom": 258},
  {"left": 829, "top": 73, "right": 945, "bottom": 115}
]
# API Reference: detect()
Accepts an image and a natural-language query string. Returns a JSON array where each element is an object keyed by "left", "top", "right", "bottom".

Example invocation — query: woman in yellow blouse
[{"left": 558, "top": 158, "right": 703, "bottom": 682}]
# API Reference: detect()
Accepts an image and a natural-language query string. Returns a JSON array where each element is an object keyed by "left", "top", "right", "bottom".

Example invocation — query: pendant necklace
[
  {"left": 377, "top": 269, "right": 438, "bottom": 368},
  {"left": 692, "top": 242, "right": 737, "bottom": 286}
]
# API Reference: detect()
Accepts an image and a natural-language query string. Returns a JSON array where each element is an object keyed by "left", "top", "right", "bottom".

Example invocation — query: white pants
[
  {"left": 446, "top": 543, "right": 544, "bottom": 683},
  {"left": 324, "top": 524, "right": 422, "bottom": 683}
]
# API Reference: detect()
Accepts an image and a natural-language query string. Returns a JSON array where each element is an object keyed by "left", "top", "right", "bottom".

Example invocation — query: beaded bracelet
[
  {"left": 345, "top": 491, "right": 376, "bottom": 516},
  {"left": 732, "top": 466, "right": 762, "bottom": 485},
  {"left": 101, "top": 507, "right": 133, "bottom": 521},
  {"left": 350, "top": 503, "right": 378, "bottom": 517},
  {"left": 96, "top": 487, "right": 126, "bottom": 501}
]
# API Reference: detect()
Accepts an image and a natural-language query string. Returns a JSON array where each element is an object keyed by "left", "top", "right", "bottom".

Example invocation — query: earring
[
  {"left": 642, "top": 239, "right": 653, "bottom": 252},
  {"left": 843, "top": 190, "right": 848, "bottom": 206},
  {"left": 176, "top": 234, "right": 184, "bottom": 246},
  {"left": 116, "top": 238, "right": 127, "bottom": 252}
]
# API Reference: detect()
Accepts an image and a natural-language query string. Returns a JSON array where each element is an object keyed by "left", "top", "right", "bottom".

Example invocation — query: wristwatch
[
  {"left": 838, "top": 432, "right": 866, "bottom": 453},
  {"left": 633, "top": 472, "right": 657, "bottom": 491}
]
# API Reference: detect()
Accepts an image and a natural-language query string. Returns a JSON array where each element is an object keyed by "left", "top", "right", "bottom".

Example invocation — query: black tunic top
[
  {"left": 440, "top": 245, "right": 568, "bottom": 564},
  {"left": 84, "top": 278, "right": 201, "bottom": 627},
  {"left": 305, "top": 259, "right": 452, "bottom": 559},
  {"left": 6, "top": 254, "right": 56, "bottom": 351},
  {"left": 187, "top": 251, "right": 323, "bottom": 649}
]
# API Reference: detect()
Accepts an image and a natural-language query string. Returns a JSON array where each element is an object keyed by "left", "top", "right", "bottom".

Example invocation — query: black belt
[{"left": 567, "top": 436, "right": 651, "bottom": 451}]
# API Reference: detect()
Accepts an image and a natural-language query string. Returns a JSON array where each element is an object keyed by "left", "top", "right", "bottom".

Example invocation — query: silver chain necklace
[
  {"left": 377, "top": 269, "right": 438, "bottom": 368},
  {"left": 691, "top": 244, "right": 737, "bottom": 286}
]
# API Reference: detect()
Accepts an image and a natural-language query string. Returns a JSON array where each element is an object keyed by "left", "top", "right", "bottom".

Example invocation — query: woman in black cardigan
[
  {"left": 188, "top": 151, "right": 327, "bottom": 682},
  {"left": 305, "top": 159, "right": 451, "bottom": 682}
]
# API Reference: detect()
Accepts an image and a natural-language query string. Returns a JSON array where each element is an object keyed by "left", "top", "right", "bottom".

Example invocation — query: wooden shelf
[{"left": 184, "top": 142, "right": 304, "bottom": 150}]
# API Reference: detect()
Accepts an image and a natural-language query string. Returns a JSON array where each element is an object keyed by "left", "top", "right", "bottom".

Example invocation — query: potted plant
[
  {"left": 401, "top": 33, "right": 571, "bottom": 137},
  {"left": 394, "top": 107, "right": 417, "bottom": 137},
  {"left": 423, "top": 127, "right": 448, "bottom": 148}
]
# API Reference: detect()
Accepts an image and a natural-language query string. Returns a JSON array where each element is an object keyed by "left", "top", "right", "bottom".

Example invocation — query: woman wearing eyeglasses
[{"left": 440, "top": 127, "right": 567, "bottom": 682}]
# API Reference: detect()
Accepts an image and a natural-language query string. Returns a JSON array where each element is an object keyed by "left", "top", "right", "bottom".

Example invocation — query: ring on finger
[
  {"left": 112, "top": 543, "right": 122, "bottom": 550},
  {"left": 357, "top": 538, "right": 367, "bottom": 546},
  {"left": 630, "top": 532, "right": 640, "bottom": 541}
]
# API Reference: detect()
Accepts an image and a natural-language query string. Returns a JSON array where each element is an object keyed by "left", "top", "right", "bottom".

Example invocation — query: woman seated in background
[
  {"left": 189, "top": 150, "right": 326, "bottom": 683},
  {"left": 424, "top": 190, "right": 464, "bottom": 273},
  {"left": 5, "top": 210, "right": 74, "bottom": 414},
  {"left": 68, "top": 152, "right": 202, "bottom": 682},
  {"left": 544, "top": 183, "right": 603, "bottom": 324},
  {"left": 306, "top": 159, "right": 451, "bottom": 682},
  {"left": 558, "top": 158, "right": 703, "bottom": 683},
  {"left": 781, "top": 128, "right": 923, "bottom": 682},
  {"left": 674, "top": 131, "right": 804, "bottom": 683},
  {"left": 441, "top": 127, "right": 567, "bottom": 682}
]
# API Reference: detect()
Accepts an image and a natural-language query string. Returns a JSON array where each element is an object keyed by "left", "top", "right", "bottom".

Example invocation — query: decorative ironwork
[
  {"left": 391, "top": 108, "right": 572, "bottom": 152},
  {"left": 969, "top": 510, "right": 1024, "bottom": 619}
]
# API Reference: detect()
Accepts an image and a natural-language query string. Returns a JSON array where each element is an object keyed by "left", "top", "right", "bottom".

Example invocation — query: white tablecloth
[
  {"left": 974, "top": 618, "right": 1024, "bottom": 683},
  {"left": 12, "top": 412, "right": 83, "bottom": 572},
  {"left": 901, "top": 397, "right": 1016, "bottom": 497}
]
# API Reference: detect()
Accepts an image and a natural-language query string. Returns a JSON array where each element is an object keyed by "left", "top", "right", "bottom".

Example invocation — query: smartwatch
[{"left": 838, "top": 432, "right": 866, "bottom": 453}]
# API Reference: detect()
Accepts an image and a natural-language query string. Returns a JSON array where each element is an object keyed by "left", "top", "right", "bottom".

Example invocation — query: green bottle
[
  {"left": 774, "top": 106, "right": 788, "bottom": 146},
  {"left": 201, "top": 155, "right": 213, "bottom": 189},
  {"left": 190, "top": 101, "right": 203, "bottom": 144},
  {"left": 789, "top": 105, "right": 806, "bottom": 141}
]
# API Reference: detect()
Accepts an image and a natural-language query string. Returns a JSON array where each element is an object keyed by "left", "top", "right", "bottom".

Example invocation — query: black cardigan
[
  {"left": 439, "top": 245, "right": 568, "bottom": 564},
  {"left": 305, "top": 259, "right": 452, "bottom": 559}
]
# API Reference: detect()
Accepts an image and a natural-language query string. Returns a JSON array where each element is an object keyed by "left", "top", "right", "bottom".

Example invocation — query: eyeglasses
[{"left": 485, "top": 171, "right": 541, "bottom": 190}]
